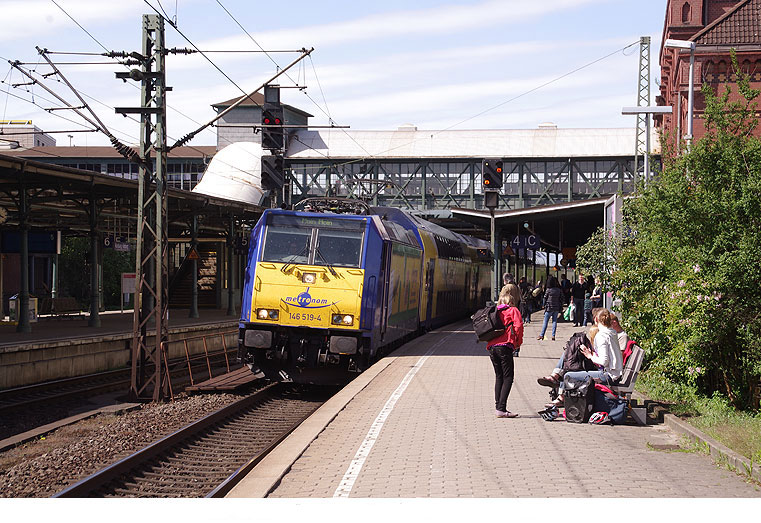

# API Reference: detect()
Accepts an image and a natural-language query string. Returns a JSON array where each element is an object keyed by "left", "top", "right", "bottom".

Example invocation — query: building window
[{"left": 682, "top": 2, "right": 691, "bottom": 23}]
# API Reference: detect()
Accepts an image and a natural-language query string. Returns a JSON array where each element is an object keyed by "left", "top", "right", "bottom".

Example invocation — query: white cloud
[
  {"left": 198, "top": 0, "right": 607, "bottom": 52},
  {"left": 0, "top": 0, "right": 145, "bottom": 42}
]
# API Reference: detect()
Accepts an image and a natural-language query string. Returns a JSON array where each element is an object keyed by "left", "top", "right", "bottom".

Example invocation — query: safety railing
[{"left": 160, "top": 330, "right": 238, "bottom": 399}]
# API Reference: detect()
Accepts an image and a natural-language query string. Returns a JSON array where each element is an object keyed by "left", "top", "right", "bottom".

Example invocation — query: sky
[{"left": 0, "top": 0, "right": 668, "bottom": 148}]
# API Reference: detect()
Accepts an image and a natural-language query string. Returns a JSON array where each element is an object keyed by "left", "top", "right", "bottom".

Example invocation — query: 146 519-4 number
[{"left": 288, "top": 312, "right": 321, "bottom": 322}]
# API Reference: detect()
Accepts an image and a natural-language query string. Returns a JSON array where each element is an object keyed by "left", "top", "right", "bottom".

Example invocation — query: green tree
[
  {"left": 579, "top": 52, "right": 761, "bottom": 409},
  {"left": 59, "top": 236, "right": 135, "bottom": 310}
]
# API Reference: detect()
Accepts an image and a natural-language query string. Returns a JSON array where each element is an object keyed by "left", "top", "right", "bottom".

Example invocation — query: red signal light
[{"left": 274, "top": 117, "right": 282, "bottom": 124}]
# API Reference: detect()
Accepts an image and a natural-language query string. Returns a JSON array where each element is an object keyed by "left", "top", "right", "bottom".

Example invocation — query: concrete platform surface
[{"left": 227, "top": 316, "right": 761, "bottom": 498}]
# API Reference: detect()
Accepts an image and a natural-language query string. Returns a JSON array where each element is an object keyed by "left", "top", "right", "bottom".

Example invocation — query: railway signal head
[
  {"left": 261, "top": 155, "right": 285, "bottom": 188},
  {"left": 482, "top": 159, "right": 503, "bottom": 190},
  {"left": 261, "top": 109, "right": 284, "bottom": 150}
]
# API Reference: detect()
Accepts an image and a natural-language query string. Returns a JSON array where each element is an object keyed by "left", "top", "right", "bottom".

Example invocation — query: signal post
[{"left": 482, "top": 159, "right": 503, "bottom": 302}]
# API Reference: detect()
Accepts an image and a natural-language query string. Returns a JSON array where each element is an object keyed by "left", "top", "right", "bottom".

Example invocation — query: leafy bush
[
  {"left": 60, "top": 236, "right": 134, "bottom": 310},
  {"left": 579, "top": 52, "right": 761, "bottom": 410}
]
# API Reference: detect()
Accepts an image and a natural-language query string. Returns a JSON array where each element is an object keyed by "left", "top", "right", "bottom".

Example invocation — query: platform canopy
[
  {"left": 0, "top": 153, "right": 263, "bottom": 236},
  {"left": 447, "top": 197, "right": 608, "bottom": 251}
]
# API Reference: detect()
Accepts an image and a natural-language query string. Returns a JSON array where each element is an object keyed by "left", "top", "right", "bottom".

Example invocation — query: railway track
[{"left": 53, "top": 383, "right": 330, "bottom": 498}]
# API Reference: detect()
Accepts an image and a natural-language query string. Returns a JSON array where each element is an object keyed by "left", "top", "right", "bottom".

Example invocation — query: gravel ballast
[{"left": 0, "top": 393, "right": 246, "bottom": 498}]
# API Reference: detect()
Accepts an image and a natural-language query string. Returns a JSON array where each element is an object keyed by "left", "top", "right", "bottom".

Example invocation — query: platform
[
  {"left": 0, "top": 308, "right": 237, "bottom": 349},
  {"left": 227, "top": 316, "right": 761, "bottom": 498},
  {"left": 0, "top": 309, "right": 239, "bottom": 389}
]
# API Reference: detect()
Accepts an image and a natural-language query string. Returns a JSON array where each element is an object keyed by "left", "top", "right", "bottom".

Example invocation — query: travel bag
[{"left": 563, "top": 374, "right": 595, "bottom": 423}]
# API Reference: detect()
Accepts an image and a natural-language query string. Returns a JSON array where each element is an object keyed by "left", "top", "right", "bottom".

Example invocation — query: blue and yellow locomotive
[{"left": 238, "top": 198, "right": 492, "bottom": 385}]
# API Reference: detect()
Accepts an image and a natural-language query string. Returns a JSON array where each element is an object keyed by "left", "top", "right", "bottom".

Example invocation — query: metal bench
[{"left": 45, "top": 297, "right": 84, "bottom": 319}]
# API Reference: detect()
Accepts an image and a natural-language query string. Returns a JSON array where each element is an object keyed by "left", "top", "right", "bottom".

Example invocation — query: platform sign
[
  {"left": 114, "top": 237, "right": 130, "bottom": 252},
  {"left": 121, "top": 272, "right": 136, "bottom": 312},
  {"left": 509, "top": 235, "right": 541, "bottom": 250}
]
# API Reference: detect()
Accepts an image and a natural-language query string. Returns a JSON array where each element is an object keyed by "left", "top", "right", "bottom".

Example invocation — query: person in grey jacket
[{"left": 537, "top": 276, "right": 563, "bottom": 341}]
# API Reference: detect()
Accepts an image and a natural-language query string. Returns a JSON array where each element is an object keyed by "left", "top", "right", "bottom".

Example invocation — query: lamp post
[
  {"left": 622, "top": 106, "right": 672, "bottom": 182},
  {"left": 664, "top": 39, "right": 696, "bottom": 150}
]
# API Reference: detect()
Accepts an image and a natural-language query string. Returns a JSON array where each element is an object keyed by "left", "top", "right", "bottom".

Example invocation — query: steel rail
[
  {"left": 205, "top": 405, "right": 316, "bottom": 498},
  {"left": 53, "top": 383, "right": 281, "bottom": 498}
]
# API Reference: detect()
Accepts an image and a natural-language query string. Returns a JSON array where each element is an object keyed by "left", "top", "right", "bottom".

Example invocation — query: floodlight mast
[
  {"left": 622, "top": 106, "right": 672, "bottom": 183},
  {"left": 664, "top": 39, "right": 696, "bottom": 150}
]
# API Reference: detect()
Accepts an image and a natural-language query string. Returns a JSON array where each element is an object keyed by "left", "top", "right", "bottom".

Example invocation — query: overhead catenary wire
[
  {"left": 5, "top": 60, "right": 258, "bottom": 181},
  {"left": 214, "top": 0, "right": 372, "bottom": 160},
  {"left": 279, "top": 40, "right": 644, "bottom": 180},
  {"left": 49, "top": 0, "right": 207, "bottom": 130}
]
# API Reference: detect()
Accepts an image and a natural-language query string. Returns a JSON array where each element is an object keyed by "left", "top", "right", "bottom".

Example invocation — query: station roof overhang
[
  {"left": 0, "top": 153, "right": 264, "bottom": 237},
  {"left": 448, "top": 197, "right": 609, "bottom": 251}
]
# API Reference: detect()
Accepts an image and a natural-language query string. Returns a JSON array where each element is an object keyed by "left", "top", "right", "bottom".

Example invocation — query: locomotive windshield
[
  {"left": 261, "top": 227, "right": 311, "bottom": 264},
  {"left": 314, "top": 230, "right": 363, "bottom": 267},
  {"left": 261, "top": 214, "right": 366, "bottom": 267}
]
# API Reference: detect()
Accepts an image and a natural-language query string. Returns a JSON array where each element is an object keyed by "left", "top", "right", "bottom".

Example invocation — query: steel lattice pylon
[
  {"left": 129, "top": 14, "right": 170, "bottom": 401},
  {"left": 634, "top": 36, "right": 651, "bottom": 183}
]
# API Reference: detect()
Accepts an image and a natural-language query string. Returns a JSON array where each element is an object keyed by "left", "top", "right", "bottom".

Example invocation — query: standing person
[
  {"left": 519, "top": 276, "right": 532, "bottom": 324},
  {"left": 486, "top": 286, "right": 524, "bottom": 418},
  {"left": 560, "top": 273, "right": 572, "bottom": 306},
  {"left": 570, "top": 274, "right": 587, "bottom": 327},
  {"left": 500, "top": 281, "right": 521, "bottom": 311},
  {"left": 537, "top": 276, "right": 563, "bottom": 341},
  {"left": 583, "top": 292, "right": 593, "bottom": 326},
  {"left": 591, "top": 279, "right": 603, "bottom": 308}
]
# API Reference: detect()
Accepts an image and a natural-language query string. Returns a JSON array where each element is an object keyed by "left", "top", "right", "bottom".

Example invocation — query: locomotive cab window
[
  {"left": 261, "top": 227, "right": 311, "bottom": 264},
  {"left": 314, "top": 230, "right": 363, "bottom": 268}
]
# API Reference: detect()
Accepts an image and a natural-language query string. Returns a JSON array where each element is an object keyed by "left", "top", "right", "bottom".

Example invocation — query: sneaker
[
  {"left": 536, "top": 335, "right": 544, "bottom": 340},
  {"left": 551, "top": 336, "right": 555, "bottom": 341},
  {"left": 497, "top": 410, "right": 519, "bottom": 418}
]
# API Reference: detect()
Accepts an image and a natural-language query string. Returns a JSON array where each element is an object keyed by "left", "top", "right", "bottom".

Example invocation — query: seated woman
[
  {"left": 537, "top": 325, "right": 598, "bottom": 389},
  {"left": 544, "top": 309, "right": 623, "bottom": 408}
]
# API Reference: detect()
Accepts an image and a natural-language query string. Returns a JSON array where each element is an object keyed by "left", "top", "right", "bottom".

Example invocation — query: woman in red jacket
[{"left": 486, "top": 287, "right": 524, "bottom": 418}]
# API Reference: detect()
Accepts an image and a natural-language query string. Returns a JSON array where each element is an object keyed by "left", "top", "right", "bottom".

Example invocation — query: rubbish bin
[{"left": 9, "top": 294, "right": 38, "bottom": 323}]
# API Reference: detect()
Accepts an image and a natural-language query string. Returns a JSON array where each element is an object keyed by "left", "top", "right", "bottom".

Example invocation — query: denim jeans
[
  {"left": 560, "top": 369, "right": 614, "bottom": 392},
  {"left": 488, "top": 344, "right": 515, "bottom": 412},
  {"left": 539, "top": 311, "right": 559, "bottom": 338}
]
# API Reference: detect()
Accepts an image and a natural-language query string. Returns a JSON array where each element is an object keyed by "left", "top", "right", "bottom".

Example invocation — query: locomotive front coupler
[{"left": 296, "top": 337, "right": 309, "bottom": 365}]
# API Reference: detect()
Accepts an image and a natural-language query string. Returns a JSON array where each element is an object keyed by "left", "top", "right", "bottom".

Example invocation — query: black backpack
[
  {"left": 471, "top": 304, "right": 512, "bottom": 342},
  {"left": 563, "top": 374, "right": 595, "bottom": 423},
  {"left": 561, "top": 333, "right": 598, "bottom": 373}
]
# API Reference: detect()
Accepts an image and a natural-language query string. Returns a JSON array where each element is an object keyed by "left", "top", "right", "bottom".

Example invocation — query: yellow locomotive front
[{"left": 239, "top": 211, "right": 370, "bottom": 384}]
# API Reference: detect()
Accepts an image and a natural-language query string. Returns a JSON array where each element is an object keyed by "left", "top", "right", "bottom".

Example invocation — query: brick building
[{"left": 658, "top": 0, "right": 761, "bottom": 145}]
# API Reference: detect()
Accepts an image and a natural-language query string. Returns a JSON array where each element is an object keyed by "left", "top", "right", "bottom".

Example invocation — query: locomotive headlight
[
  {"left": 332, "top": 314, "right": 354, "bottom": 325},
  {"left": 257, "top": 308, "right": 279, "bottom": 320},
  {"left": 302, "top": 272, "right": 317, "bottom": 284}
]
